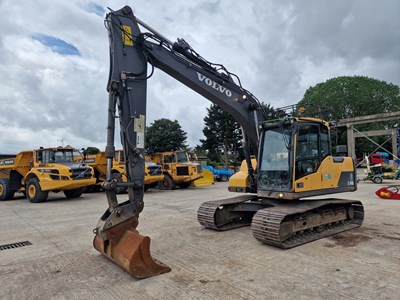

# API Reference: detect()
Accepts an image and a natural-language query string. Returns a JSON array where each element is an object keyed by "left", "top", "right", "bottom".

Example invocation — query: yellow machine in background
[
  {"left": 82, "top": 150, "right": 165, "bottom": 192},
  {"left": 114, "top": 150, "right": 165, "bottom": 192},
  {"left": 78, "top": 151, "right": 108, "bottom": 192},
  {"left": 193, "top": 168, "right": 215, "bottom": 187},
  {"left": 145, "top": 151, "right": 203, "bottom": 189},
  {"left": 0, "top": 147, "right": 95, "bottom": 203}
]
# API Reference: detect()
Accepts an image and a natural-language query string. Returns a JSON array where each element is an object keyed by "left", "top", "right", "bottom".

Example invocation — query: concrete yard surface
[{"left": 1, "top": 180, "right": 400, "bottom": 300}]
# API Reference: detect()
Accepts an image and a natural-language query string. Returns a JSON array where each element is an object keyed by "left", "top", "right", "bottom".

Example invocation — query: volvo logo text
[{"left": 196, "top": 72, "right": 232, "bottom": 97}]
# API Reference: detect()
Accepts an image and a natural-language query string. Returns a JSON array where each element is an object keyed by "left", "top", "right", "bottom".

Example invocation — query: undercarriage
[{"left": 197, "top": 196, "right": 364, "bottom": 248}]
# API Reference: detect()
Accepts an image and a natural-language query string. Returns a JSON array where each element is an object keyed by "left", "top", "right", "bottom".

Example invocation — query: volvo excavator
[{"left": 93, "top": 6, "right": 364, "bottom": 278}]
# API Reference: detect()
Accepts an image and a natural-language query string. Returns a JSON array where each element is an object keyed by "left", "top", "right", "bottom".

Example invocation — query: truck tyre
[
  {"left": 0, "top": 178, "right": 14, "bottom": 200},
  {"left": 111, "top": 172, "right": 127, "bottom": 194},
  {"left": 159, "top": 176, "right": 175, "bottom": 190},
  {"left": 179, "top": 182, "right": 192, "bottom": 189},
  {"left": 220, "top": 174, "right": 229, "bottom": 182},
  {"left": 91, "top": 185, "right": 101, "bottom": 192},
  {"left": 64, "top": 187, "right": 85, "bottom": 199},
  {"left": 84, "top": 185, "right": 94, "bottom": 193},
  {"left": 84, "top": 185, "right": 101, "bottom": 193},
  {"left": 26, "top": 178, "right": 49, "bottom": 203},
  {"left": 372, "top": 176, "right": 383, "bottom": 184}
]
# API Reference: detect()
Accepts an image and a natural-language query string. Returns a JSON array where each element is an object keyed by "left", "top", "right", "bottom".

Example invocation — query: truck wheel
[
  {"left": 179, "top": 182, "right": 192, "bottom": 189},
  {"left": 84, "top": 185, "right": 101, "bottom": 193},
  {"left": 220, "top": 175, "right": 229, "bottom": 182},
  {"left": 111, "top": 173, "right": 126, "bottom": 194},
  {"left": 0, "top": 178, "right": 14, "bottom": 200},
  {"left": 91, "top": 185, "right": 101, "bottom": 193},
  {"left": 64, "top": 187, "right": 85, "bottom": 199},
  {"left": 159, "top": 176, "right": 175, "bottom": 190},
  {"left": 84, "top": 185, "right": 94, "bottom": 193},
  {"left": 372, "top": 177, "right": 383, "bottom": 184},
  {"left": 26, "top": 178, "right": 49, "bottom": 203}
]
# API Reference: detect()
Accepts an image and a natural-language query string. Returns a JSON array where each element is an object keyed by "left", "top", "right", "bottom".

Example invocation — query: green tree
[
  {"left": 85, "top": 147, "right": 100, "bottom": 155},
  {"left": 260, "top": 102, "right": 287, "bottom": 120},
  {"left": 200, "top": 103, "right": 287, "bottom": 168},
  {"left": 200, "top": 104, "right": 243, "bottom": 168},
  {"left": 298, "top": 76, "right": 400, "bottom": 119},
  {"left": 297, "top": 76, "right": 400, "bottom": 155},
  {"left": 145, "top": 118, "right": 188, "bottom": 153}
]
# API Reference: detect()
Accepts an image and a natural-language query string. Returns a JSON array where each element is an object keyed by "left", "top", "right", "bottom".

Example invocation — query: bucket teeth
[{"left": 93, "top": 218, "right": 171, "bottom": 278}]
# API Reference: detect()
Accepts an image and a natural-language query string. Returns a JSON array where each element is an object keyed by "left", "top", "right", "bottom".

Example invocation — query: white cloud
[{"left": 0, "top": 0, "right": 399, "bottom": 154}]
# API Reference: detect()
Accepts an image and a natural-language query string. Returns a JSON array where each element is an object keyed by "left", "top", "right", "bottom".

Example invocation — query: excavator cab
[
  {"left": 257, "top": 117, "right": 356, "bottom": 200},
  {"left": 229, "top": 117, "right": 357, "bottom": 199}
]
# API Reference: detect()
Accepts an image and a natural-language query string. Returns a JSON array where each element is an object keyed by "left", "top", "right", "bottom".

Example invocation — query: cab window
[
  {"left": 164, "top": 155, "right": 175, "bottom": 163},
  {"left": 295, "top": 123, "right": 330, "bottom": 180},
  {"left": 176, "top": 152, "right": 187, "bottom": 163}
]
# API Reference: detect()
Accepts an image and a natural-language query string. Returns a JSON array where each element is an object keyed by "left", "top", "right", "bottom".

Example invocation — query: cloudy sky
[{"left": 0, "top": 0, "right": 399, "bottom": 153}]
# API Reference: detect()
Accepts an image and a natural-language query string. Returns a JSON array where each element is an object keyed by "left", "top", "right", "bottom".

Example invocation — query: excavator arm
[{"left": 93, "top": 6, "right": 265, "bottom": 278}]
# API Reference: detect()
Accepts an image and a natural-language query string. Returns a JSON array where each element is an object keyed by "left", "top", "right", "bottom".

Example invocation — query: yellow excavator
[{"left": 93, "top": 6, "right": 364, "bottom": 278}]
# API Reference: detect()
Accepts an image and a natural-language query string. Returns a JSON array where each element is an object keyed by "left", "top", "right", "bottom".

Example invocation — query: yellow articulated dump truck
[
  {"left": 114, "top": 150, "right": 165, "bottom": 191},
  {"left": 78, "top": 151, "right": 108, "bottom": 192},
  {"left": 0, "top": 147, "right": 96, "bottom": 203},
  {"left": 145, "top": 151, "right": 203, "bottom": 189},
  {"left": 82, "top": 150, "right": 164, "bottom": 192}
]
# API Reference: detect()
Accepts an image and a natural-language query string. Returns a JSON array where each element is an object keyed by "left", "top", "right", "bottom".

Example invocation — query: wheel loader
[{"left": 92, "top": 6, "right": 364, "bottom": 278}]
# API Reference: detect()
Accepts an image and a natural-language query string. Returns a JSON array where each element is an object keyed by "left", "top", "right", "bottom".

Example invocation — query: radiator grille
[
  {"left": 148, "top": 165, "right": 162, "bottom": 175},
  {"left": 177, "top": 166, "right": 189, "bottom": 176},
  {"left": 71, "top": 168, "right": 92, "bottom": 179}
]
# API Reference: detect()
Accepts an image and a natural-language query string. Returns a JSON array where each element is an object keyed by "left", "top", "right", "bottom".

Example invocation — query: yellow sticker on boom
[{"left": 122, "top": 25, "right": 133, "bottom": 46}]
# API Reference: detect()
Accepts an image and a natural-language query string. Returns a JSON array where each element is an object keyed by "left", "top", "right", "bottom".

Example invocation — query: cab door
[
  {"left": 294, "top": 123, "right": 331, "bottom": 191},
  {"left": 162, "top": 154, "right": 176, "bottom": 173}
]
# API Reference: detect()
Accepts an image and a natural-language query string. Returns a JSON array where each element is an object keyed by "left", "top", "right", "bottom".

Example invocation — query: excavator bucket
[{"left": 93, "top": 218, "right": 171, "bottom": 278}]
